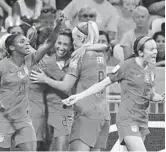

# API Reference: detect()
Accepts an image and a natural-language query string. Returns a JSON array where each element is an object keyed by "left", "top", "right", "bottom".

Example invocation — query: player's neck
[
  {"left": 135, "top": 57, "right": 147, "bottom": 69},
  {"left": 10, "top": 54, "right": 25, "bottom": 67}
]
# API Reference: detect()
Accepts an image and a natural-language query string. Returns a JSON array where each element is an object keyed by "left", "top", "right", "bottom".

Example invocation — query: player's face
[
  {"left": 55, "top": 35, "right": 71, "bottom": 58},
  {"left": 156, "top": 35, "right": 165, "bottom": 53},
  {"left": 13, "top": 35, "right": 31, "bottom": 56},
  {"left": 143, "top": 40, "right": 158, "bottom": 64},
  {"left": 133, "top": 12, "right": 148, "bottom": 28},
  {"left": 72, "top": 33, "right": 88, "bottom": 49}
]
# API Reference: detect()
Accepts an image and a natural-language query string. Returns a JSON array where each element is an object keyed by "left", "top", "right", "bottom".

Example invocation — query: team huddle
[{"left": 0, "top": 10, "right": 165, "bottom": 152}]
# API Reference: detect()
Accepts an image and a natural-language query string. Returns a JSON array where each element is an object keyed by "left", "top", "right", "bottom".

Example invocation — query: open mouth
[
  {"left": 151, "top": 56, "right": 157, "bottom": 62},
  {"left": 57, "top": 50, "right": 66, "bottom": 56}
]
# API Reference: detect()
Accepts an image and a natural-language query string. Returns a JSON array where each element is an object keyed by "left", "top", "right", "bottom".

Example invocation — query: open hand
[
  {"left": 71, "top": 47, "right": 86, "bottom": 62},
  {"left": 56, "top": 11, "right": 65, "bottom": 24},
  {"left": 62, "top": 94, "right": 82, "bottom": 106},
  {"left": 30, "top": 68, "right": 47, "bottom": 83}
]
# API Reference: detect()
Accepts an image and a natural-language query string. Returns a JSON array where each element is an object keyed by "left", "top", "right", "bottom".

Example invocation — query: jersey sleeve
[
  {"left": 107, "top": 63, "right": 125, "bottom": 83},
  {"left": 67, "top": 58, "right": 81, "bottom": 78}
]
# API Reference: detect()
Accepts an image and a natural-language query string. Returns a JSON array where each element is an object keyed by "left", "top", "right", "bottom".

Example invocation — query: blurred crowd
[{"left": 0, "top": 0, "right": 165, "bottom": 66}]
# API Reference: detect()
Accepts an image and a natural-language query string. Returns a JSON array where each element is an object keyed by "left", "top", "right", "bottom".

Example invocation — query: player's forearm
[
  {"left": 78, "top": 77, "right": 111, "bottom": 100},
  {"left": 34, "top": 23, "right": 62, "bottom": 63}
]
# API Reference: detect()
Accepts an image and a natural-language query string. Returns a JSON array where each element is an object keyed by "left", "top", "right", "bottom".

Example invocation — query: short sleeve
[
  {"left": 107, "top": 64, "right": 125, "bottom": 83},
  {"left": 67, "top": 58, "right": 81, "bottom": 78}
]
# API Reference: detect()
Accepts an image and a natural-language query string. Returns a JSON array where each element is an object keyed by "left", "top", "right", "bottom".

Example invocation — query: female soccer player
[
  {"left": 30, "top": 21, "right": 110, "bottom": 151},
  {"left": 38, "top": 29, "right": 74, "bottom": 151},
  {"left": 0, "top": 13, "right": 64, "bottom": 151},
  {"left": 63, "top": 36, "right": 165, "bottom": 151}
]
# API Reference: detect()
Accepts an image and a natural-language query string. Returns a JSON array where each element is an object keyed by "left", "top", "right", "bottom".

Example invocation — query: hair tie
[{"left": 137, "top": 36, "right": 152, "bottom": 51}]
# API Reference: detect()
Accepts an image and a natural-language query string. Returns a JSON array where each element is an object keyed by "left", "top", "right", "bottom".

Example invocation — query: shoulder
[{"left": 118, "top": 58, "right": 134, "bottom": 71}]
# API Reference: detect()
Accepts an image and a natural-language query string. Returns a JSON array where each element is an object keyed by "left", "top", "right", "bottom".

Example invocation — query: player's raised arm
[{"left": 34, "top": 12, "right": 64, "bottom": 63}]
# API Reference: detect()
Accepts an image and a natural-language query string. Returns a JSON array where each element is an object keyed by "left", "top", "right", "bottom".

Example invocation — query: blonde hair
[
  {"left": 132, "top": 6, "right": 149, "bottom": 18},
  {"left": 72, "top": 21, "right": 99, "bottom": 46}
]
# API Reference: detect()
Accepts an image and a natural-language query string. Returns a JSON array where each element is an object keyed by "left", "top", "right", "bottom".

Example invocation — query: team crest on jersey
[
  {"left": 111, "top": 65, "right": 120, "bottom": 73},
  {"left": 131, "top": 125, "right": 138, "bottom": 132},
  {"left": 144, "top": 72, "right": 154, "bottom": 83},
  {"left": 0, "top": 133, "right": 4, "bottom": 142},
  {"left": 97, "top": 57, "right": 104, "bottom": 64}
]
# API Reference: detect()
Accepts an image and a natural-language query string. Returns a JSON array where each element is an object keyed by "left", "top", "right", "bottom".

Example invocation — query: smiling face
[
  {"left": 11, "top": 35, "right": 31, "bottom": 56},
  {"left": 142, "top": 39, "right": 158, "bottom": 64},
  {"left": 55, "top": 35, "right": 72, "bottom": 58}
]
